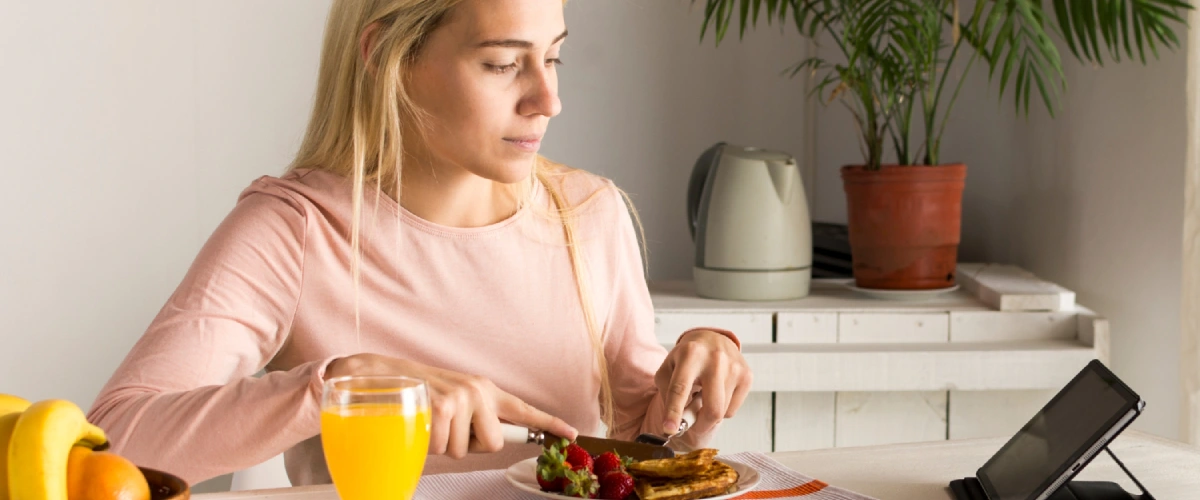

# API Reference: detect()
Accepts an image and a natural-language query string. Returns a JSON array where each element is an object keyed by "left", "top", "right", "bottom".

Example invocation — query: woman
[{"left": 87, "top": 0, "right": 752, "bottom": 486}]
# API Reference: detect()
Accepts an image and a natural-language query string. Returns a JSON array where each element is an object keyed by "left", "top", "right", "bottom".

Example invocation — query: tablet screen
[{"left": 977, "top": 360, "right": 1141, "bottom": 500}]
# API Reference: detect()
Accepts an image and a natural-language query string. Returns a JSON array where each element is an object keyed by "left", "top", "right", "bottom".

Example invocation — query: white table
[
  {"left": 773, "top": 430, "right": 1200, "bottom": 499},
  {"left": 194, "top": 431, "right": 1200, "bottom": 500}
]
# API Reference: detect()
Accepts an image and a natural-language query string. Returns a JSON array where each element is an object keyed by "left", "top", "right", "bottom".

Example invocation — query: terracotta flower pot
[{"left": 841, "top": 164, "right": 967, "bottom": 290}]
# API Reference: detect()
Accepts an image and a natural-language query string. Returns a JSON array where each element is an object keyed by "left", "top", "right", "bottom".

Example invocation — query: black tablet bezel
[{"left": 975, "top": 359, "right": 1144, "bottom": 500}]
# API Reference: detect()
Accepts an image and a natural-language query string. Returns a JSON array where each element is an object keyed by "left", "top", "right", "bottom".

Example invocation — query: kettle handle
[{"left": 687, "top": 142, "right": 726, "bottom": 241}]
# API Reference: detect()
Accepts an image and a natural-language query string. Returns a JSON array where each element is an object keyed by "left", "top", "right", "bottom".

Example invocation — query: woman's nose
[{"left": 519, "top": 66, "right": 561, "bottom": 118}]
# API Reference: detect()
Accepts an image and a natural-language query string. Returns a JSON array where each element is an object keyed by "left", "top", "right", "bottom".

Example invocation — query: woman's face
[{"left": 404, "top": 0, "right": 565, "bottom": 184}]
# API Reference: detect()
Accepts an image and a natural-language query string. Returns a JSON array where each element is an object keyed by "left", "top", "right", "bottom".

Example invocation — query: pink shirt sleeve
[
  {"left": 601, "top": 189, "right": 716, "bottom": 449},
  {"left": 86, "top": 184, "right": 330, "bottom": 484}
]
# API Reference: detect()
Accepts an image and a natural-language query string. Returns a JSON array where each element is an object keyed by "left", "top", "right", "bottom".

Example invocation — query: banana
[
  {"left": 8, "top": 399, "right": 108, "bottom": 500},
  {"left": 0, "top": 395, "right": 30, "bottom": 416},
  {"left": 0, "top": 394, "right": 29, "bottom": 500},
  {"left": 0, "top": 412, "right": 22, "bottom": 500}
]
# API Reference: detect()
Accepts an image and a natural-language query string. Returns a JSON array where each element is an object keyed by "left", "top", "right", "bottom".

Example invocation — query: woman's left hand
[{"left": 655, "top": 330, "right": 753, "bottom": 436}]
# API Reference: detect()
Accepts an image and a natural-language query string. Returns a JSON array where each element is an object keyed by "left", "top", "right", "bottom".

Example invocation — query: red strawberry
[
  {"left": 535, "top": 440, "right": 570, "bottom": 492},
  {"left": 563, "top": 468, "right": 600, "bottom": 498},
  {"left": 593, "top": 451, "right": 623, "bottom": 479},
  {"left": 564, "top": 443, "right": 594, "bottom": 473},
  {"left": 598, "top": 471, "right": 635, "bottom": 500},
  {"left": 536, "top": 471, "right": 564, "bottom": 492}
]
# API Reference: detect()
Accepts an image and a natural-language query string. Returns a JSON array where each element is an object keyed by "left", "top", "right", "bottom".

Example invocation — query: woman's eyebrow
[{"left": 475, "top": 29, "right": 568, "bottom": 49}]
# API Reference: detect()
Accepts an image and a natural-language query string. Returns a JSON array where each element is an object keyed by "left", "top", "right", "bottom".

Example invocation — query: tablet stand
[
  {"left": 948, "top": 446, "right": 1154, "bottom": 500},
  {"left": 1094, "top": 446, "right": 1154, "bottom": 500}
]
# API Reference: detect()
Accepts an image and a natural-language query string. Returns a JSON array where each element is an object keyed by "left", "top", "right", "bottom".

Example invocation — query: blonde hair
[{"left": 290, "top": 0, "right": 623, "bottom": 434}]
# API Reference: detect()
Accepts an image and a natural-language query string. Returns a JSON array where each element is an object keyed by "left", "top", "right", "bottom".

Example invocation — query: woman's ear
[{"left": 359, "top": 22, "right": 382, "bottom": 72}]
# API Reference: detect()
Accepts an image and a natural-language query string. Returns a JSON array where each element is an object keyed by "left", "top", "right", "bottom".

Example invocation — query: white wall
[
  {"left": 1013, "top": 47, "right": 1189, "bottom": 440},
  {"left": 0, "top": 1, "right": 328, "bottom": 406}
]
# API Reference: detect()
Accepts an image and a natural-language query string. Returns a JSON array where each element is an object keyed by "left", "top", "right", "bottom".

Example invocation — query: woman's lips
[{"left": 504, "top": 136, "right": 542, "bottom": 152}]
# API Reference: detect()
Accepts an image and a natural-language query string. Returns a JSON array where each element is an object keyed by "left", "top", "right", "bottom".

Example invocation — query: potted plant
[{"left": 693, "top": 0, "right": 1190, "bottom": 289}]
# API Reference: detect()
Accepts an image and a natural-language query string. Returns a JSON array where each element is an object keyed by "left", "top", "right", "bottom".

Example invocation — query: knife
[
  {"left": 500, "top": 424, "right": 674, "bottom": 461},
  {"left": 499, "top": 407, "right": 697, "bottom": 461},
  {"left": 635, "top": 407, "right": 697, "bottom": 448}
]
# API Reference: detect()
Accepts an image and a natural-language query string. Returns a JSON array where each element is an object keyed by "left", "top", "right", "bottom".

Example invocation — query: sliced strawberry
[
  {"left": 592, "top": 451, "right": 623, "bottom": 479},
  {"left": 598, "top": 471, "right": 635, "bottom": 500}
]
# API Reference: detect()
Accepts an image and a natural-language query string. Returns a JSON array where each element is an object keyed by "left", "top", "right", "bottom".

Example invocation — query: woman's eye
[
  {"left": 546, "top": 58, "right": 563, "bottom": 67},
  {"left": 484, "top": 62, "right": 518, "bottom": 74}
]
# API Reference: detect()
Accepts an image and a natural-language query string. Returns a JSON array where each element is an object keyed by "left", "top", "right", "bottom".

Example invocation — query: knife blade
[
  {"left": 499, "top": 424, "right": 674, "bottom": 461},
  {"left": 566, "top": 434, "right": 675, "bottom": 461}
]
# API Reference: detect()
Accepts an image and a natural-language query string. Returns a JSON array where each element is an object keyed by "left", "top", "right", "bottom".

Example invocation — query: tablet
[{"left": 976, "top": 359, "right": 1145, "bottom": 500}]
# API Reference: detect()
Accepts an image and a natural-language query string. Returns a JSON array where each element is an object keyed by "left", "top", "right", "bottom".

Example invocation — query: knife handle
[
  {"left": 500, "top": 423, "right": 540, "bottom": 445},
  {"left": 678, "top": 407, "right": 697, "bottom": 434}
]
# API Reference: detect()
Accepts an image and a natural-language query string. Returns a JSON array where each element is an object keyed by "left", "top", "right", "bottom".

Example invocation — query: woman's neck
[{"left": 396, "top": 161, "right": 526, "bottom": 228}]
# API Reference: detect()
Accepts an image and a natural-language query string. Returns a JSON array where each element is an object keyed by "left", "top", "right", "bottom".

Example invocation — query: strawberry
[
  {"left": 535, "top": 440, "right": 570, "bottom": 492},
  {"left": 592, "top": 451, "right": 623, "bottom": 479},
  {"left": 564, "top": 443, "right": 594, "bottom": 473},
  {"left": 563, "top": 468, "right": 600, "bottom": 498},
  {"left": 598, "top": 471, "right": 635, "bottom": 500}
]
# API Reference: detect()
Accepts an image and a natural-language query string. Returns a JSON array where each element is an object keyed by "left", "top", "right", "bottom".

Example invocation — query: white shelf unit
[{"left": 649, "top": 264, "right": 1107, "bottom": 454}]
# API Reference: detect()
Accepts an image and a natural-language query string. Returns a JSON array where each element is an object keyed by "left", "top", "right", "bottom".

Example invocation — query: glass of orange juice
[{"left": 321, "top": 375, "right": 431, "bottom": 500}]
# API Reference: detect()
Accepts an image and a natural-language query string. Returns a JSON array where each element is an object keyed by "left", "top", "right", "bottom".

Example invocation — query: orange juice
[{"left": 321, "top": 403, "right": 430, "bottom": 500}]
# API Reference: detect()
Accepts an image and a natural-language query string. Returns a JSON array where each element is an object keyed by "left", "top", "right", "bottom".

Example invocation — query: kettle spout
[{"left": 767, "top": 159, "right": 798, "bottom": 204}]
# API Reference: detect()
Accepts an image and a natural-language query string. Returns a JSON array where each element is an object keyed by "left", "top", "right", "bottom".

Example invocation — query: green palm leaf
[
  {"left": 1052, "top": 0, "right": 1189, "bottom": 65},
  {"left": 690, "top": 0, "right": 1189, "bottom": 168}
]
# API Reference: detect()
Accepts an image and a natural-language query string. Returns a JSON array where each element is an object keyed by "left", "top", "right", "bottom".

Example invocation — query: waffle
[
  {"left": 632, "top": 459, "right": 740, "bottom": 500},
  {"left": 625, "top": 449, "right": 718, "bottom": 479}
]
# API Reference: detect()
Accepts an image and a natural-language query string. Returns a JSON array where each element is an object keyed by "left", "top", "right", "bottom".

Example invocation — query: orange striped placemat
[{"left": 722, "top": 452, "right": 877, "bottom": 500}]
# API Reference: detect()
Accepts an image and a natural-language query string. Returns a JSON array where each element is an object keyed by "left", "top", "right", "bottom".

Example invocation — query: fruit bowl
[{"left": 140, "top": 467, "right": 190, "bottom": 500}]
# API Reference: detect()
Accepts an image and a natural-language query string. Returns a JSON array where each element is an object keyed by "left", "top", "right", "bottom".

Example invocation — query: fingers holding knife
[{"left": 656, "top": 329, "right": 753, "bottom": 437}]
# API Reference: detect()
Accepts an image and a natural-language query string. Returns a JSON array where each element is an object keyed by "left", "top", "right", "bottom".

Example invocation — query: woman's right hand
[{"left": 324, "top": 353, "right": 577, "bottom": 458}]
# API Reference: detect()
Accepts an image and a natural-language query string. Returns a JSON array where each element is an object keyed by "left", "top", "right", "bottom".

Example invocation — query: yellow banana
[
  {"left": 0, "top": 412, "right": 22, "bottom": 500},
  {"left": 0, "top": 394, "right": 30, "bottom": 416},
  {"left": 8, "top": 399, "right": 108, "bottom": 500},
  {"left": 0, "top": 395, "right": 29, "bottom": 500}
]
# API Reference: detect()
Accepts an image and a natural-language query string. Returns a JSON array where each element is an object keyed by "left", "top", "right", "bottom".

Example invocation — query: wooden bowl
[{"left": 140, "top": 467, "right": 190, "bottom": 500}]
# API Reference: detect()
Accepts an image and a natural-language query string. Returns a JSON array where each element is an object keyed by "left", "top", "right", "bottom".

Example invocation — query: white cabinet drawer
[
  {"left": 653, "top": 312, "right": 773, "bottom": 345},
  {"left": 949, "top": 311, "right": 1077, "bottom": 342},
  {"left": 708, "top": 392, "right": 774, "bottom": 454},
  {"left": 777, "top": 313, "right": 838, "bottom": 344},
  {"left": 835, "top": 391, "right": 947, "bottom": 447},
  {"left": 838, "top": 313, "right": 949, "bottom": 343},
  {"left": 774, "top": 392, "right": 835, "bottom": 451}
]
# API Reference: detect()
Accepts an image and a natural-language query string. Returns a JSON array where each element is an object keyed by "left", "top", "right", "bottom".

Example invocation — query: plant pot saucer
[{"left": 844, "top": 283, "right": 960, "bottom": 301}]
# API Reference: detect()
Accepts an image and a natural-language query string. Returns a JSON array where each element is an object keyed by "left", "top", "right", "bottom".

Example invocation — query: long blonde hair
[{"left": 290, "top": 0, "right": 621, "bottom": 433}]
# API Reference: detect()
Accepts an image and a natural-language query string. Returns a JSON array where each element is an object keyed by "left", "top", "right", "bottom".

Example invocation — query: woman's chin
[{"left": 479, "top": 160, "right": 537, "bottom": 185}]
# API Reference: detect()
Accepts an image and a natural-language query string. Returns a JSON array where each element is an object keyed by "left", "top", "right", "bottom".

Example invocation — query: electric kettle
[{"left": 687, "top": 142, "right": 812, "bottom": 300}]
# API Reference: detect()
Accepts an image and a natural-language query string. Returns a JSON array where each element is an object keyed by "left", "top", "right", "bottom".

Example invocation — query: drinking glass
[{"left": 321, "top": 375, "right": 431, "bottom": 500}]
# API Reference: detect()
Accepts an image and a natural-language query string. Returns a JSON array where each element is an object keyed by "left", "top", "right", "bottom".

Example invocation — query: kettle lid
[{"left": 721, "top": 144, "right": 794, "bottom": 163}]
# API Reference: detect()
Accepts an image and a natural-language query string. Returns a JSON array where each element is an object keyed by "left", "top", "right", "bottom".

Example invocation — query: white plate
[
  {"left": 845, "top": 283, "right": 960, "bottom": 301},
  {"left": 503, "top": 456, "right": 761, "bottom": 500}
]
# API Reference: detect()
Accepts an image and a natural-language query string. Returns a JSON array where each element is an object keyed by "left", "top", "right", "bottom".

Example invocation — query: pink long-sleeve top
[{"left": 86, "top": 165, "right": 712, "bottom": 485}]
